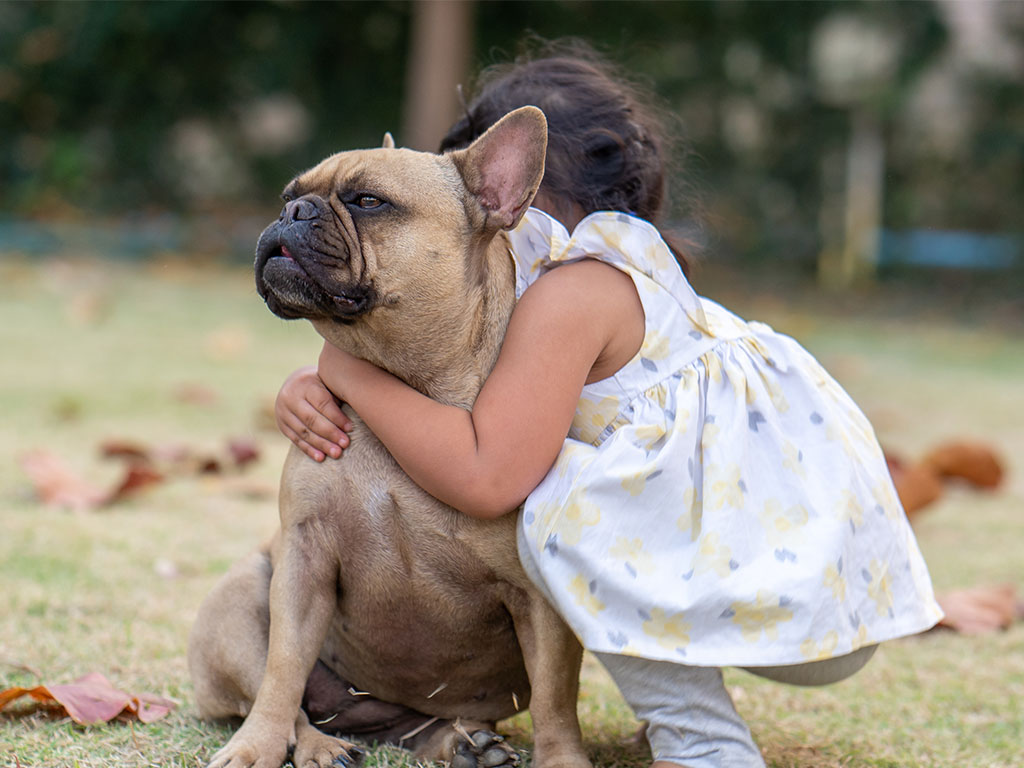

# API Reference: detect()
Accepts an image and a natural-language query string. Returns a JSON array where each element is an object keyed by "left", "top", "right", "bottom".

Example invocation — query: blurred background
[
  {"left": 2, "top": 5, "right": 1023, "bottom": 765},
  {"left": 1, "top": 0, "right": 1022, "bottom": 298}
]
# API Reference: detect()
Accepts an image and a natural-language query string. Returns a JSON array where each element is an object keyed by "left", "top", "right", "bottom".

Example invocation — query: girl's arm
[
  {"left": 275, "top": 366, "right": 353, "bottom": 462},
  {"left": 318, "top": 258, "right": 644, "bottom": 519}
]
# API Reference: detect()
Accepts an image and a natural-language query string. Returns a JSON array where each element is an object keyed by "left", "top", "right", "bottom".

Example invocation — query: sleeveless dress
[{"left": 508, "top": 208, "right": 943, "bottom": 668}]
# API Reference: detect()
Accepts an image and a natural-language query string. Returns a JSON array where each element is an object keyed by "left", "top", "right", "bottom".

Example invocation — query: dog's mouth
[{"left": 256, "top": 233, "right": 375, "bottom": 321}]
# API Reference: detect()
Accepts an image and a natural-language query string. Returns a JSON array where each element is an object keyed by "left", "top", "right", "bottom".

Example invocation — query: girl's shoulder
[
  {"left": 508, "top": 207, "right": 684, "bottom": 296},
  {"left": 510, "top": 207, "right": 714, "bottom": 338}
]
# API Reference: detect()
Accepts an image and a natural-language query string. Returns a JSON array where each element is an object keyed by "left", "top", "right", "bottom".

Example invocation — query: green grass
[{"left": 1, "top": 257, "right": 1022, "bottom": 767}]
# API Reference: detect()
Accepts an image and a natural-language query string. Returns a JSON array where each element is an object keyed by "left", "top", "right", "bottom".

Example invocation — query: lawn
[{"left": 1, "top": 256, "right": 1021, "bottom": 767}]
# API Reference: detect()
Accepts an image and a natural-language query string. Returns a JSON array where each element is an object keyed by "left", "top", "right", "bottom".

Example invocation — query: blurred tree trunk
[
  {"left": 818, "top": 110, "right": 885, "bottom": 289},
  {"left": 401, "top": 0, "right": 475, "bottom": 152}
]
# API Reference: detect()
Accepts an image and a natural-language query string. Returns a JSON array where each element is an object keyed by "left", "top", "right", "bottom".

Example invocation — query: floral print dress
[{"left": 508, "top": 208, "right": 942, "bottom": 667}]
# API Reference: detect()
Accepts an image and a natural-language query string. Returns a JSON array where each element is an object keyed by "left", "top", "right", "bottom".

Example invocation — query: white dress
[{"left": 509, "top": 208, "right": 943, "bottom": 668}]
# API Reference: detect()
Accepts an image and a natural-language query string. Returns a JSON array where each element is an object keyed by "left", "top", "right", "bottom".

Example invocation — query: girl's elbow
[{"left": 457, "top": 478, "right": 524, "bottom": 521}]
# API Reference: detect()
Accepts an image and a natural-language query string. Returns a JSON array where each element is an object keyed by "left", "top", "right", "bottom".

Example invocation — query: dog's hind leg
[{"left": 188, "top": 548, "right": 273, "bottom": 720}]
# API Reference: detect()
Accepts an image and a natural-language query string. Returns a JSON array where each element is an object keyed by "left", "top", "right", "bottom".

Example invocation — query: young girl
[{"left": 276, "top": 45, "right": 942, "bottom": 768}]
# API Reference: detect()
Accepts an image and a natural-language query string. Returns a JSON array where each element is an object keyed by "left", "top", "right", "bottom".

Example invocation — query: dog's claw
[
  {"left": 482, "top": 746, "right": 514, "bottom": 767},
  {"left": 453, "top": 729, "right": 520, "bottom": 768},
  {"left": 472, "top": 731, "right": 501, "bottom": 748}
]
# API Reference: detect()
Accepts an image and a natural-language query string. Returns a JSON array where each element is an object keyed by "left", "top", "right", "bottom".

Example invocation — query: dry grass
[{"left": 1, "top": 257, "right": 1021, "bottom": 767}]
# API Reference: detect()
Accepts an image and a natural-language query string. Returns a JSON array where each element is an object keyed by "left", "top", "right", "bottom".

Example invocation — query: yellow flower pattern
[
  {"left": 568, "top": 574, "right": 606, "bottom": 617},
  {"left": 554, "top": 497, "right": 601, "bottom": 546},
  {"left": 708, "top": 463, "right": 745, "bottom": 510},
  {"left": 609, "top": 537, "right": 656, "bottom": 576},
  {"left": 640, "top": 329, "right": 672, "bottom": 363},
  {"left": 641, "top": 607, "right": 692, "bottom": 652},
  {"left": 508, "top": 207, "right": 940, "bottom": 667},
  {"left": 866, "top": 559, "right": 894, "bottom": 617},
  {"left": 677, "top": 487, "right": 702, "bottom": 541},
  {"left": 693, "top": 532, "right": 735, "bottom": 579},
  {"left": 634, "top": 423, "right": 666, "bottom": 451},
  {"left": 782, "top": 441, "right": 806, "bottom": 479},
  {"left": 573, "top": 395, "right": 621, "bottom": 445},
  {"left": 730, "top": 590, "right": 795, "bottom": 643},
  {"left": 800, "top": 630, "right": 839, "bottom": 661},
  {"left": 759, "top": 499, "right": 809, "bottom": 549},
  {"left": 823, "top": 561, "right": 847, "bottom": 602},
  {"left": 835, "top": 490, "right": 864, "bottom": 530}
]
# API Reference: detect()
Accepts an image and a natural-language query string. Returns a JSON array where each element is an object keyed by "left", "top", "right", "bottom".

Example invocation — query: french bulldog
[{"left": 188, "top": 107, "right": 592, "bottom": 768}]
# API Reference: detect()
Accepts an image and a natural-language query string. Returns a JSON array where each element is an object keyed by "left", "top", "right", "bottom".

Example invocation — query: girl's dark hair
[{"left": 439, "top": 38, "right": 692, "bottom": 274}]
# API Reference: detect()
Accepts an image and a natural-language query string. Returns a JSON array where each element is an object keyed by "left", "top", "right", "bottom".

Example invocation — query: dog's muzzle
[{"left": 254, "top": 204, "right": 376, "bottom": 321}]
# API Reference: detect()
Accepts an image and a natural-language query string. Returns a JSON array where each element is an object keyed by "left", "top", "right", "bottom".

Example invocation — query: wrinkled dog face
[
  {"left": 255, "top": 108, "right": 547, "bottom": 337},
  {"left": 254, "top": 147, "right": 470, "bottom": 324}
]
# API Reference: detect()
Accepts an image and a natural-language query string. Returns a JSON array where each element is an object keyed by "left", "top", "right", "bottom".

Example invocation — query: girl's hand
[{"left": 275, "top": 365, "right": 353, "bottom": 462}]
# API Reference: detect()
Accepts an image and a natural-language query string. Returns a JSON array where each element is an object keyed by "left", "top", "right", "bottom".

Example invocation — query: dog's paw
[
  {"left": 207, "top": 737, "right": 288, "bottom": 768},
  {"left": 293, "top": 728, "right": 365, "bottom": 768},
  {"left": 451, "top": 729, "right": 521, "bottom": 768}
]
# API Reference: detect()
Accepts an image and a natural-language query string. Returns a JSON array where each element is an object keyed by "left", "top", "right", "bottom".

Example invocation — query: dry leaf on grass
[
  {"left": 21, "top": 436, "right": 263, "bottom": 512},
  {"left": 0, "top": 672, "right": 175, "bottom": 725},
  {"left": 100, "top": 436, "right": 260, "bottom": 475},
  {"left": 936, "top": 584, "right": 1022, "bottom": 635},
  {"left": 20, "top": 451, "right": 123, "bottom": 513},
  {"left": 20, "top": 450, "right": 165, "bottom": 513},
  {"left": 921, "top": 440, "right": 1005, "bottom": 489},
  {"left": 227, "top": 437, "right": 260, "bottom": 468},
  {"left": 885, "top": 453, "right": 945, "bottom": 521}
]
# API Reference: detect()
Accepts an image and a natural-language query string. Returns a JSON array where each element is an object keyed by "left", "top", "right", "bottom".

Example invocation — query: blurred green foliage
[
  {"left": 1, "top": 1, "right": 412, "bottom": 212},
  {"left": 1, "top": 0, "right": 1021, "bottom": 267}
]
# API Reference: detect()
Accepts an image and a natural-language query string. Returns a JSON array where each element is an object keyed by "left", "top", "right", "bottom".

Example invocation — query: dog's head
[{"left": 254, "top": 107, "right": 547, "bottom": 331}]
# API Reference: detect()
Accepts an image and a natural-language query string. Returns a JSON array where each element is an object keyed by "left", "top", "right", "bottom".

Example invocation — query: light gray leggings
[{"left": 594, "top": 646, "right": 877, "bottom": 768}]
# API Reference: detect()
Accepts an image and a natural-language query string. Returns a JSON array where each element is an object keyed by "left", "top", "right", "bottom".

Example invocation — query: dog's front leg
[
  {"left": 512, "top": 599, "right": 592, "bottom": 768},
  {"left": 207, "top": 522, "right": 340, "bottom": 768}
]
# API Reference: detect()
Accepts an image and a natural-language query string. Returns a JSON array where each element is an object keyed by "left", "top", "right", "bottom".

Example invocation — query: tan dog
[{"left": 188, "top": 108, "right": 592, "bottom": 768}]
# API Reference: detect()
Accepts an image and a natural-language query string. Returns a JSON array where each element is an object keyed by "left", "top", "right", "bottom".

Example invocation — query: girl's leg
[
  {"left": 594, "top": 653, "right": 765, "bottom": 768},
  {"left": 742, "top": 644, "right": 877, "bottom": 687}
]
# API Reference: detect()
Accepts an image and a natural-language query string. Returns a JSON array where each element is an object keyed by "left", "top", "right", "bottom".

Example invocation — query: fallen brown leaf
[
  {"left": 108, "top": 463, "right": 165, "bottom": 501},
  {"left": 885, "top": 455, "right": 944, "bottom": 521},
  {"left": 936, "top": 584, "right": 1019, "bottom": 635},
  {"left": 23, "top": 435, "right": 264, "bottom": 512},
  {"left": 19, "top": 451, "right": 108, "bottom": 513},
  {"left": 227, "top": 437, "right": 261, "bottom": 468},
  {"left": 922, "top": 440, "right": 1005, "bottom": 489},
  {"left": 0, "top": 672, "right": 175, "bottom": 725},
  {"left": 20, "top": 450, "right": 164, "bottom": 513},
  {"left": 99, "top": 438, "right": 152, "bottom": 463}
]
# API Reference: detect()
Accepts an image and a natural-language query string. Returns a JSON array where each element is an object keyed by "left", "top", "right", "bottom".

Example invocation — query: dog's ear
[
  {"left": 450, "top": 106, "right": 547, "bottom": 231},
  {"left": 381, "top": 132, "right": 396, "bottom": 149}
]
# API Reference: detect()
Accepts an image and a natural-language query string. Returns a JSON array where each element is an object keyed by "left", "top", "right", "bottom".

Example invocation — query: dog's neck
[{"left": 314, "top": 233, "right": 517, "bottom": 409}]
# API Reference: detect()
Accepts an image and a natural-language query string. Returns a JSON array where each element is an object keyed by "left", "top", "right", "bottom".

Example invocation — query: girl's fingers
[
  {"left": 299, "top": 407, "right": 350, "bottom": 450},
  {"left": 286, "top": 411, "right": 347, "bottom": 459},
  {"left": 281, "top": 424, "right": 326, "bottom": 462},
  {"left": 310, "top": 390, "right": 354, "bottom": 433},
  {"left": 297, "top": 437, "right": 326, "bottom": 463}
]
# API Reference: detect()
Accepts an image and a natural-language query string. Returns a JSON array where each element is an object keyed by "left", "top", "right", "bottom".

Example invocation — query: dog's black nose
[{"left": 285, "top": 198, "right": 319, "bottom": 222}]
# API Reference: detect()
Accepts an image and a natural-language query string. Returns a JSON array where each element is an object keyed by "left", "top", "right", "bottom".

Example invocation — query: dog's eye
[{"left": 356, "top": 195, "right": 383, "bottom": 209}]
